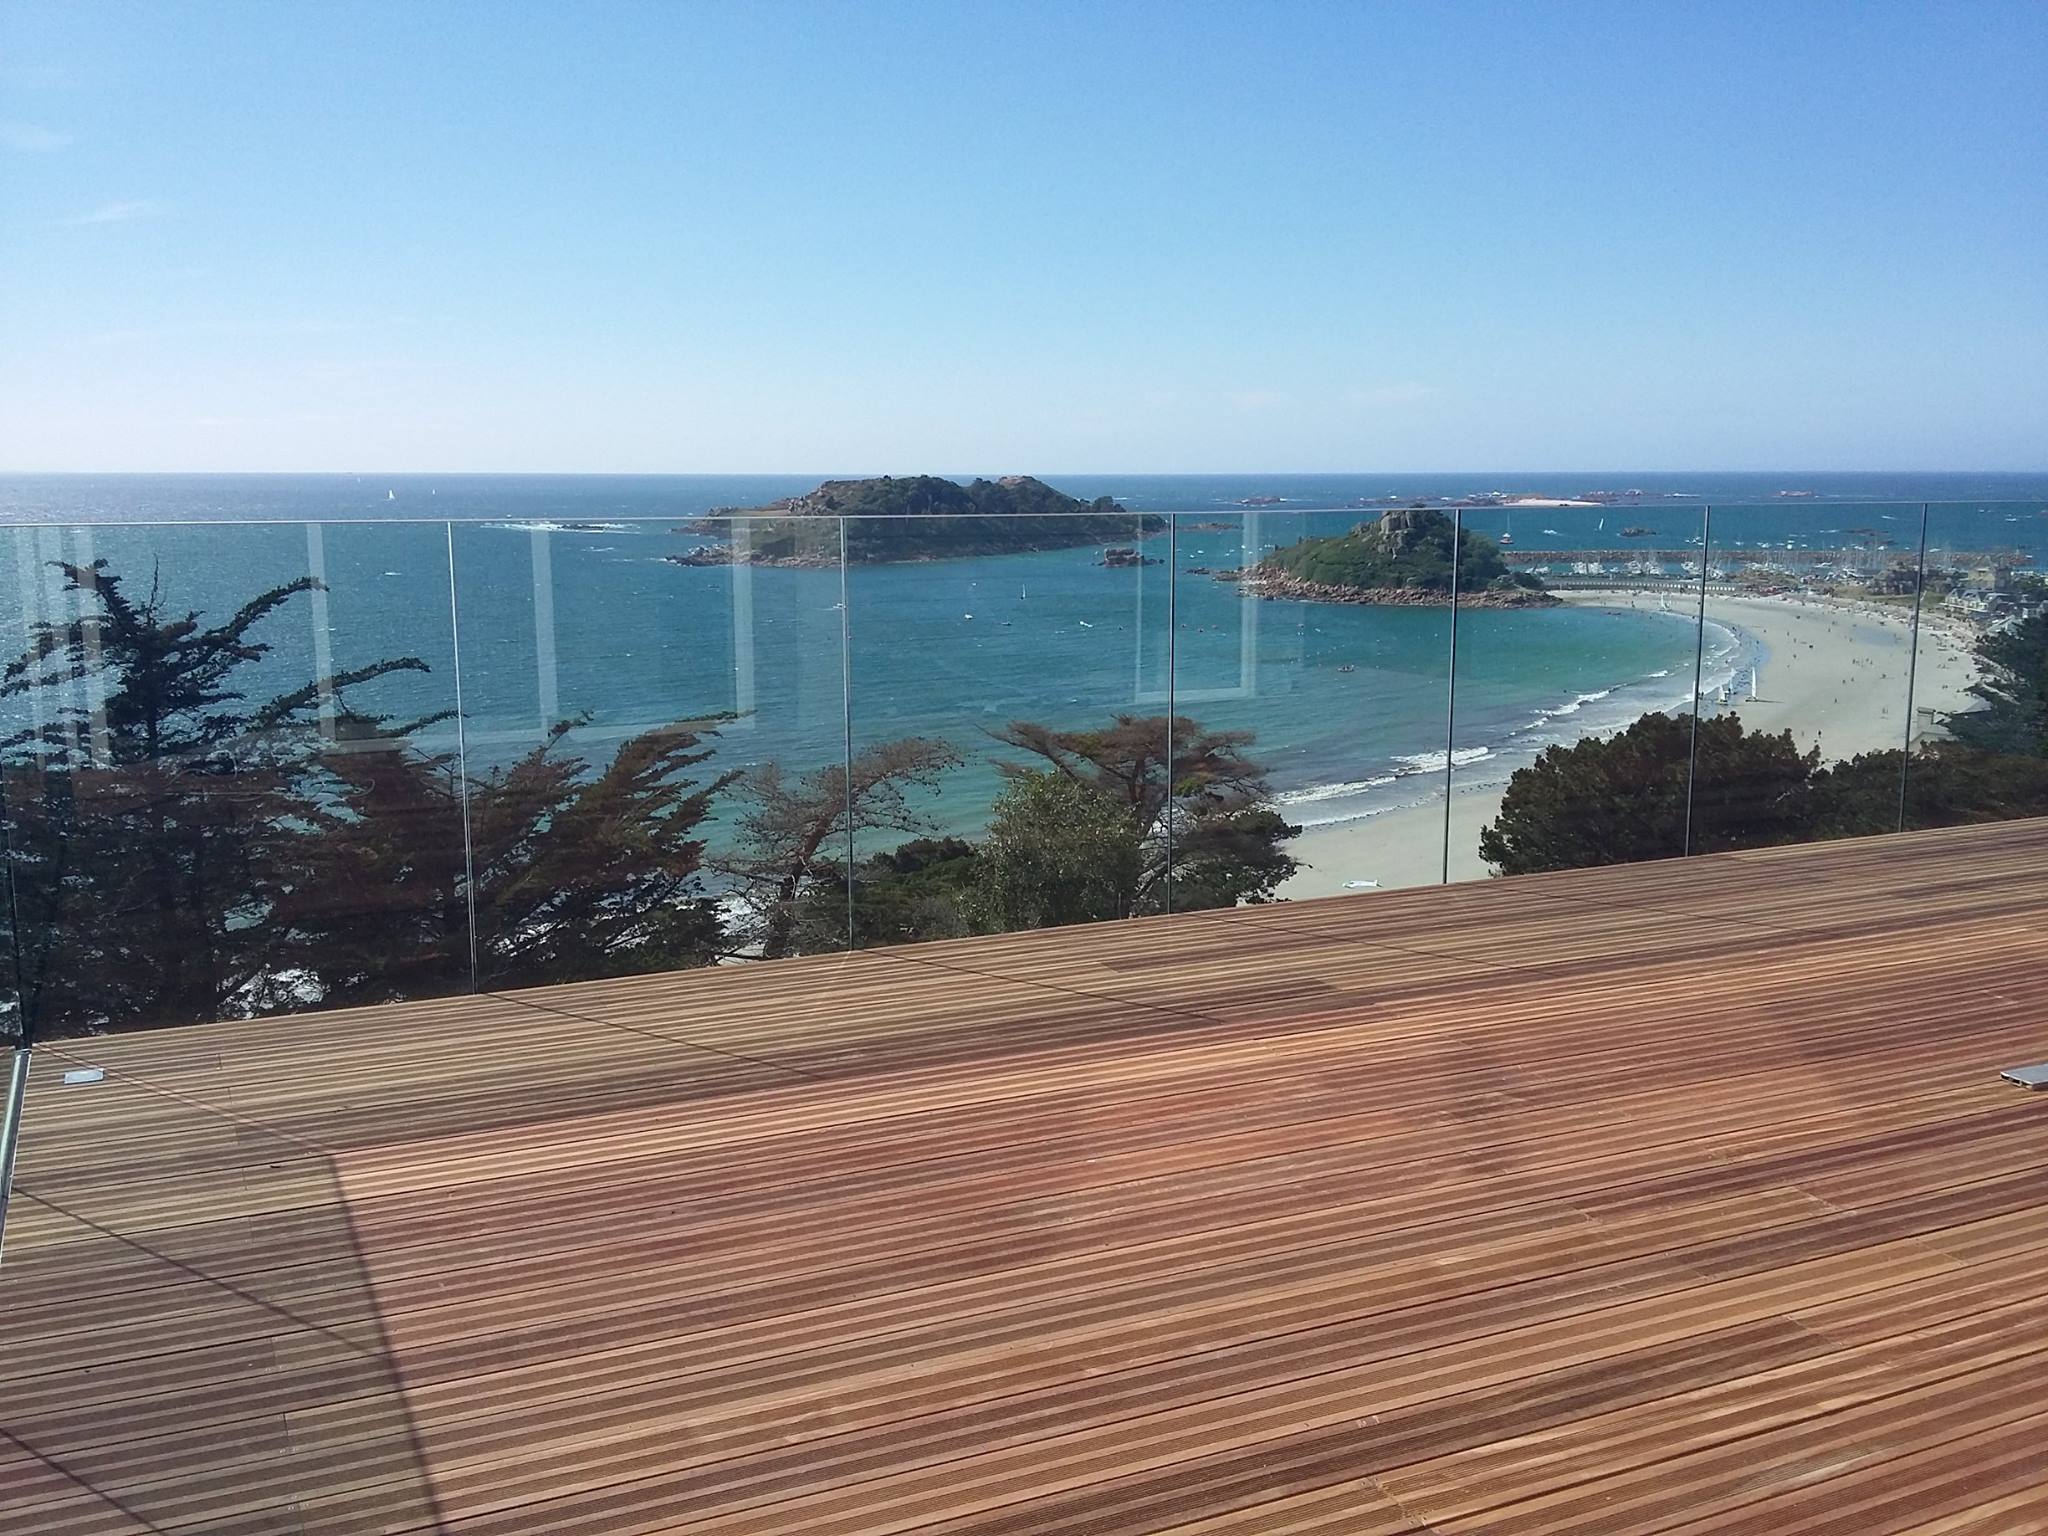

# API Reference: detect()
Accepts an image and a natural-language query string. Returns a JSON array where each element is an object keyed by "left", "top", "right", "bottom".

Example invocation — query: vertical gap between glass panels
[
  {"left": 0, "top": 535, "right": 28, "bottom": 1052},
  {"left": 839, "top": 517, "right": 855, "bottom": 952},
  {"left": 1683, "top": 504, "right": 1713, "bottom": 858},
  {"left": 0, "top": 1030, "right": 29, "bottom": 1264},
  {"left": 71, "top": 530, "right": 110, "bottom": 764},
  {"left": 444, "top": 522, "right": 482, "bottom": 993},
  {"left": 0, "top": 765, "right": 22, "bottom": 1049},
  {"left": 529, "top": 527, "right": 561, "bottom": 733},
  {"left": 1897, "top": 503, "right": 1931, "bottom": 833},
  {"left": 1440, "top": 509, "right": 1461, "bottom": 885},
  {"left": 305, "top": 524, "right": 338, "bottom": 741},
  {"left": 1165, "top": 515, "right": 1177, "bottom": 915}
]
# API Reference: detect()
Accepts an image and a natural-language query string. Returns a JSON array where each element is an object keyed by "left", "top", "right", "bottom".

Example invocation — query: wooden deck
[{"left": 4, "top": 818, "right": 2048, "bottom": 1535}]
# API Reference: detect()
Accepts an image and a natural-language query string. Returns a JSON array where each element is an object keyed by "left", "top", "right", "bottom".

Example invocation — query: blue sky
[{"left": 2, "top": 0, "right": 2043, "bottom": 472}]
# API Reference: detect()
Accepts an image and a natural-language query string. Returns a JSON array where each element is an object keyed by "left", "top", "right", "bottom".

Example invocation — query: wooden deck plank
[{"left": 2, "top": 817, "right": 2045, "bottom": 1535}]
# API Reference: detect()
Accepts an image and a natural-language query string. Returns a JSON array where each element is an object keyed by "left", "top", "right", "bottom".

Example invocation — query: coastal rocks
[
  {"left": 1099, "top": 546, "right": 1159, "bottom": 567},
  {"left": 663, "top": 547, "right": 835, "bottom": 569},
  {"left": 1371, "top": 506, "right": 1434, "bottom": 562},
  {"left": 1224, "top": 569, "right": 1561, "bottom": 608}
]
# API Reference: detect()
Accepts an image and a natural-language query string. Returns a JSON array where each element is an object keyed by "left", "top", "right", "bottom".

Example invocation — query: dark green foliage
[
  {"left": 1479, "top": 712, "right": 1818, "bottom": 875},
  {"left": 799, "top": 835, "right": 981, "bottom": 951},
  {"left": 970, "top": 771, "right": 1146, "bottom": 930},
  {"left": 1948, "top": 611, "right": 2048, "bottom": 758},
  {"left": 1262, "top": 508, "right": 1518, "bottom": 593},
  {"left": 280, "top": 717, "right": 737, "bottom": 1004},
  {"left": 0, "top": 562, "right": 432, "bottom": 1035},
  {"left": 1813, "top": 742, "right": 2048, "bottom": 837},
  {"left": 464, "top": 720, "right": 734, "bottom": 988},
  {"left": 1169, "top": 805, "right": 1304, "bottom": 910},
  {"left": 723, "top": 737, "right": 964, "bottom": 958},
  {"left": 266, "top": 723, "right": 474, "bottom": 1009},
  {"left": 987, "top": 713, "right": 1299, "bottom": 920},
  {"left": 0, "top": 562, "right": 737, "bottom": 1034},
  {"left": 716, "top": 475, "right": 1163, "bottom": 563},
  {"left": 784, "top": 716, "right": 1304, "bottom": 948}
]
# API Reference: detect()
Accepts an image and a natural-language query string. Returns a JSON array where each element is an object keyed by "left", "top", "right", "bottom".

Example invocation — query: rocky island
[
  {"left": 669, "top": 475, "right": 1162, "bottom": 566},
  {"left": 1224, "top": 507, "right": 1558, "bottom": 608},
  {"left": 1099, "top": 546, "right": 1159, "bottom": 567}
]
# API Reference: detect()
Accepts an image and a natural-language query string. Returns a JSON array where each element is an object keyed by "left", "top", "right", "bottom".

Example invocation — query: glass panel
[
  {"left": 0, "top": 529, "right": 31, "bottom": 1048},
  {"left": 842, "top": 495, "right": 1174, "bottom": 945},
  {"left": 1896, "top": 500, "right": 2048, "bottom": 830},
  {"left": 1449, "top": 500, "right": 1709, "bottom": 877},
  {"left": 447, "top": 513, "right": 846, "bottom": 983},
  {"left": 1689, "top": 501, "right": 1922, "bottom": 853},
  {"left": 1171, "top": 501, "right": 1453, "bottom": 902},
  {"left": 0, "top": 519, "right": 466, "bottom": 1036}
]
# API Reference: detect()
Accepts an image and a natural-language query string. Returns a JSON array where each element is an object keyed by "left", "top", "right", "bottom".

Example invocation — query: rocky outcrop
[
  {"left": 683, "top": 475, "right": 1163, "bottom": 564},
  {"left": 1226, "top": 568, "right": 1561, "bottom": 608}
]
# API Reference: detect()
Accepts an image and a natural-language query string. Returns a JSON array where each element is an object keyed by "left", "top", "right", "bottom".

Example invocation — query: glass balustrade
[
  {"left": 1178, "top": 503, "right": 1456, "bottom": 903},
  {"left": 1444, "top": 502, "right": 1711, "bottom": 880},
  {"left": 839, "top": 506, "right": 1174, "bottom": 947},
  {"left": 0, "top": 499, "right": 2042, "bottom": 1043},
  {"left": 0, "top": 518, "right": 465, "bottom": 1040}
]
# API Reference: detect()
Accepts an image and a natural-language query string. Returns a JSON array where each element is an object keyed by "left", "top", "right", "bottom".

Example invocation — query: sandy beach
[{"left": 1281, "top": 589, "right": 1984, "bottom": 897}]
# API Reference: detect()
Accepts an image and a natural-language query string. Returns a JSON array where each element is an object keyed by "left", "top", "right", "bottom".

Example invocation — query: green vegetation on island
[
  {"left": 1237, "top": 506, "right": 1555, "bottom": 607},
  {"left": 673, "top": 474, "right": 1163, "bottom": 565}
]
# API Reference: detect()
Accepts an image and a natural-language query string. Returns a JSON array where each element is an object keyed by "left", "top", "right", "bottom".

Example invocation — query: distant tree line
[{"left": 0, "top": 562, "right": 1297, "bottom": 1038}]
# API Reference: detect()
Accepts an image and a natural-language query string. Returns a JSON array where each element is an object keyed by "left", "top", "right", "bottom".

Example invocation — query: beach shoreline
[{"left": 1278, "top": 587, "right": 1984, "bottom": 898}]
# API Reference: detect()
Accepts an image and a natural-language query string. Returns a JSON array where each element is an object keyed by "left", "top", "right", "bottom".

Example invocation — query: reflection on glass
[
  {"left": 1447, "top": 502, "right": 1708, "bottom": 878},
  {"left": 1681, "top": 501, "right": 1926, "bottom": 852},
  {"left": 1172, "top": 502, "right": 1458, "bottom": 902},
  {"left": 843, "top": 500, "right": 1177, "bottom": 944},
  {"left": 0, "top": 521, "right": 465, "bottom": 1035},
  {"left": 448, "top": 514, "right": 846, "bottom": 981},
  {"left": 1897, "top": 503, "right": 2048, "bottom": 831}
]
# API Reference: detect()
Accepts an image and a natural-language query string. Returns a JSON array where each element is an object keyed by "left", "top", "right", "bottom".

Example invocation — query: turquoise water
[{"left": 3, "top": 474, "right": 2042, "bottom": 846}]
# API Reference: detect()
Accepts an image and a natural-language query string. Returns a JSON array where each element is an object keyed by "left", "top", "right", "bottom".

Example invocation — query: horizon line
[{"left": 4, "top": 467, "right": 2046, "bottom": 479}]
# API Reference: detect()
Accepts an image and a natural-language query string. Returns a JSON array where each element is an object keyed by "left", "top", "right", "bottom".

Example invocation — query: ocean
[{"left": 4, "top": 472, "right": 2044, "bottom": 844}]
